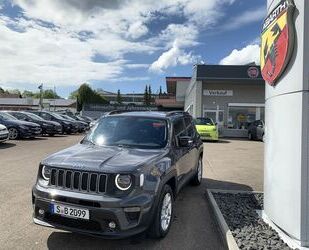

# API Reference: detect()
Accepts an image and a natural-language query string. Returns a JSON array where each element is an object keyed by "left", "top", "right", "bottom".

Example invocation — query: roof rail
[
  {"left": 106, "top": 110, "right": 130, "bottom": 115},
  {"left": 166, "top": 111, "right": 189, "bottom": 117}
]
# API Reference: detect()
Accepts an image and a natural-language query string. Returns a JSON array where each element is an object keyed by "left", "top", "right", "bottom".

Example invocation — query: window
[
  {"left": 85, "top": 116, "right": 168, "bottom": 149},
  {"left": 184, "top": 116, "right": 195, "bottom": 137},
  {"left": 173, "top": 118, "right": 186, "bottom": 137}
]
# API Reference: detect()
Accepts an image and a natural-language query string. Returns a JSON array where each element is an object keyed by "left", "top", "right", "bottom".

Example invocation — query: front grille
[{"left": 49, "top": 168, "right": 107, "bottom": 194}]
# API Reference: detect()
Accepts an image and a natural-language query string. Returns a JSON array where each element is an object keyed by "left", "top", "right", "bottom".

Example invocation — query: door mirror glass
[{"left": 178, "top": 136, "right": 193, "bottom": 147}]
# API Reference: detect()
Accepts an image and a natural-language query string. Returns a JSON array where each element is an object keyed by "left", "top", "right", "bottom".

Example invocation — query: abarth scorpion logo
[{"left": 260, "top": 0, "right": 295, "bottom": 85}]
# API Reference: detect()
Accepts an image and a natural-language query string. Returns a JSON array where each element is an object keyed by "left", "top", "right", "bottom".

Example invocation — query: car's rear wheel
[
  {"left": 191, "top": 156, "right": 203, "bottom": 185},
  {"left": 8, "top": 128, "right": 19, "bottom": 140},
  {"left": 148, "top": 185, "right": 174, "bottom": 239}
]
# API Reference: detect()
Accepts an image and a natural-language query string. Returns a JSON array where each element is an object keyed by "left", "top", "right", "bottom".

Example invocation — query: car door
[
  {"left": 172, "top": 118, "right": 190, "bottom": 190},
  {"left": 184, "top": 116, "right": 198, "bottom": 174}
]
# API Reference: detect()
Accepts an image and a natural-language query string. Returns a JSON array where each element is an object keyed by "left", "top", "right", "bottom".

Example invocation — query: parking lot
[{"left": 0, "top": 136, "right": 263, "bottom": 250}]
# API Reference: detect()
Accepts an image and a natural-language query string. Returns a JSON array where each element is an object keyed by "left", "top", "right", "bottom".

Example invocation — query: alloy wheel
[
  {"left": 8, "top": 128, "right": 18, "bottom": 140},
  {"left": 160, "top": 193, "right": 172, "bottom": 231}
]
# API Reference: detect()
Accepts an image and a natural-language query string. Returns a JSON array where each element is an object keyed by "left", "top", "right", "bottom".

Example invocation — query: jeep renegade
[{"left": 32, "top": 111, "right": 203, "bottom": 239}]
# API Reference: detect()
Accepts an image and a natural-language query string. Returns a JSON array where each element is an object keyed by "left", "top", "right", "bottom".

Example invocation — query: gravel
[{"left": 213, "top": 192, "right": 293, "bottom": 250}]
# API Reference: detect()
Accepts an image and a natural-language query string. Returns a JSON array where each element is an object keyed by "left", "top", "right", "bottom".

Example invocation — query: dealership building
[{"left": 165, "top": 64, "right": 265, "bottom": 137}]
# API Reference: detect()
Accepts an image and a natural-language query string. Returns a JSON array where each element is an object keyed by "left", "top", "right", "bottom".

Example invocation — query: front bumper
[
  {"left": 42, "top": 126, "right": 63, "bottom": 135},
  {"left": 32, "top": 184, "right": 156, "bottom": 238},
  {"left": 0, "top": 132, "right": 9, "bottom": 142},
  {"left": 20, "top": 127, "right": 42, "bottom": 138},
  {"left": 198, "top": 131, "right": 218, "bottom": 141}
]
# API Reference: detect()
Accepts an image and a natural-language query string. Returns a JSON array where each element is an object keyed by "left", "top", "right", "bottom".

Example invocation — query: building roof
[
  {"left": 194, "top": 64, "right": 264, "bottom": 82},
  {"left": 166, "top": 77, "right": 191, "bottom": 94}
]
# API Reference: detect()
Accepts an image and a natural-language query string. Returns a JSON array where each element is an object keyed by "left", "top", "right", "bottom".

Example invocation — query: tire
[
  {"left": 191, "top": 156, "right": 203, "bottom": 186},
  {"left": 48, "top": 133, "right": 55, "bottom": 137},
  {"left": 8, "top": 127, "right": 19, "bottom": 140},
  {"left": 248, "top": 132, "right": 253, "bottom": 140},
  {"left": 148, "top": 185, "right": 174, "bottom": 239}
]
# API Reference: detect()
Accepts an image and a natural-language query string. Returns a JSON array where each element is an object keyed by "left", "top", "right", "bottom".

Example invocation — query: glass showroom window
[{"left": 228, "top": 106, "right": 259, "bottom": 129}]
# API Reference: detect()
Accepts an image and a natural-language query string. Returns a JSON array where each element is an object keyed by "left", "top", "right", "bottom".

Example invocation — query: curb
[{"left": 206, "top": 189, "right": 240, "bottom": 250}]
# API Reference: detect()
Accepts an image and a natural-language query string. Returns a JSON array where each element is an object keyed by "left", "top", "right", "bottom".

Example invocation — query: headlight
[
  {"left": 42, "top": 123, "right": 51, "bottom": 127},
  {"left": 42, "top": 165, "right": 51, "bottom": 181},
  {"left": 115, "top": 174, "right": 132, "bottom": 191}
]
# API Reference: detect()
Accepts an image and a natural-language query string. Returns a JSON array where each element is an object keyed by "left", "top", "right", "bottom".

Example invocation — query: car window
[
  {"left": 184, "top": 116, "right": 195, "bottom": 137},
  {"left": 41, "top": 113, "right": 51, "bottom": 120},
  {"left": 173, "top": 118, "right": 186, "bottom": 137},
  {"left": 0, "top": 112, "right": 17, "bottom": 120},
  {"left": 194, "top": 118, "right": 214, "bottom": 125}
]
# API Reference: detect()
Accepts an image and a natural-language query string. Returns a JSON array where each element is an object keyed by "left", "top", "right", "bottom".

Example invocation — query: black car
[
  {"left": 32, "top": 111, "right": 203, "bottom": 239},
  {"left": 0, "top": 111, "right": 42, "bottom": 139},
  {"left": 30, "top": 111, "right": 78, "bottom": 134},
  {"left": 59, "top": 114, "right": 88, "bottom": 132},
  {"left": 9, "top": 111, "right": 63, "bottom": 136},
  {"left": 248, "top": 120, "right": 265, "bottom": 141}
]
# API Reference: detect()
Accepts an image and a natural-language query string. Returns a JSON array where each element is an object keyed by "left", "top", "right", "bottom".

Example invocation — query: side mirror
[{"left": 178, "top": 136, "right": 193, "bottom": 147}]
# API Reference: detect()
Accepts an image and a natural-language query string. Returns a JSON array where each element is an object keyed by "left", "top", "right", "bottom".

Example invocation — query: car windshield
[
  {"left": 51, "top": 112, "right": 66, "bottom": 120},
  {"left": 84, "top": 116, "right": 168, "bottom": 149},
  {"left": 24, "top": 112, "right": 45, "bottom": 121},
  {"left": 194, "top": 118, "right": 214, "bottom": 125},
  {"left": 61, "top": 115, "right": 76, "bottom": 121},
  {"left": 0, "top": 112, "right": 18, "bottom": 120}
]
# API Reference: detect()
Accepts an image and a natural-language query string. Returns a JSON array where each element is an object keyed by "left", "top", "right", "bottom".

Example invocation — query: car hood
[
  {"left": 42, "top": 143, "right": 167, "bottom": 172},
  {"left": 3, "top": 119, "right": 40, "bottom": 127},
  {"left": 195, "top": 124, "right": 216, "bottom": 132}
]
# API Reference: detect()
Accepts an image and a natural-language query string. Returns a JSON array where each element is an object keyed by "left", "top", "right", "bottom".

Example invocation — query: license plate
[{"left": 51, "top": 204, "right": 89, "bottom": 220}]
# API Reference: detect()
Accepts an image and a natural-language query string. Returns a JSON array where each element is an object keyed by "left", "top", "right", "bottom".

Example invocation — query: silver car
[{"left": 0, "top": 124, "right": 9, "bottom": 143}]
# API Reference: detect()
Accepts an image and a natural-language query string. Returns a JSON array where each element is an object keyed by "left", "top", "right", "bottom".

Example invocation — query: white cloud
[
  {"left": 149, "top": 40, "right": 200, "bottom": 73},
  {"left": 127, "top": 21, "right": 148, "bottom": 39},
  {"left": 219, "top": 44, "right": 260, "bottom": 65},
  {"left": 223, "top": 6, "right": 265, "bottom": 30},
  {"left": 1, "top": 0, "right": 237, "bottom": 89}
]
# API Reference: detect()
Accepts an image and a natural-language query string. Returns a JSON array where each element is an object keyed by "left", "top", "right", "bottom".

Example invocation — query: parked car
[
  {"left": 248, "top": 120, "right": 265, "bottom": 141},
  {"left": 194, "top": 117, "right": 218, "bottom": 141},
  {"left": 8, "top": 111, "right": 63, "bottom": 136},
  {"left": 58, "top": 114, "right": 88, "bottom": 132},
  {"left": 0, "top": 124, "right": 9, "bottom": 143},
  {"left": 0, "top": 111, "right": 42, "bottom": 139},
  {"left": 32, "top": 111, "right": 203, "bottom": 239},
  {"left": 30, "top": 111, "right": 78, "bottom": 134}
]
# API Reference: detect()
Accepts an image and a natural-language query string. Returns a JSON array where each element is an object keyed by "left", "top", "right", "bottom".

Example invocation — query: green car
[{"left": 194, "top": 117, "right": 219, "bottom": 141}]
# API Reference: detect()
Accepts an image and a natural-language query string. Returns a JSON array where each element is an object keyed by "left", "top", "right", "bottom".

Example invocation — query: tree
[
  {"left": 144, "top": 85, "right": 149, "bottom": 105},
  {"left": 75, "top": 83, "right": 108, "bottom": 112},
  {"left": 159, "top": 86, "right": 162, "bottom": 96},
  {"left": 148, "top": 85, "right": 152, "bottom": 104},
  {"left": 116, "top": 89, "right": 122, "bottom": 104},
  {"left": 0, "top": 87, "right": 4, "bottom": 94},
  {"left": 22, "top": 90, "right": 35, "bottom": 98},
  {"left": 42, "top": 89, "right": 60, "bottom": 99}
]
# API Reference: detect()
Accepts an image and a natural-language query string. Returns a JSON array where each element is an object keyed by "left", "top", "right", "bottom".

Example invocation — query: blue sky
[{"left": 0, "top": 0, "right": 265, "bottom": 98}]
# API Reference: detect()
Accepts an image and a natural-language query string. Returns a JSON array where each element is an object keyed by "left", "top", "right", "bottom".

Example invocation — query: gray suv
[{"left": 32, "top": 111, "right": 203, "bottom": 239}]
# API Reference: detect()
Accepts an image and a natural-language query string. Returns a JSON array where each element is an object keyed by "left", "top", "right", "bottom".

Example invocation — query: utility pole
[{"left": 38, "top": 83, "right": 43, "bottom": 110}]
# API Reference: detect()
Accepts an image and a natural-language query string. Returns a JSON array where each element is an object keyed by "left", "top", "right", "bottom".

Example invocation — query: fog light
[
  {"left": 38, "top": 209, "right": 45, "bottom": 215},
  {"left": 108, "top": 221, "right": 116, "bottom": 229}
]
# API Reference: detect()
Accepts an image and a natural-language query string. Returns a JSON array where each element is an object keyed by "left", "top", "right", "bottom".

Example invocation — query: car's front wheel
[
  {"left": 148, "top": 185, "right": 174, "bottom": 238},
  {"left": 8, "top": 127, "right": 19, "bottom": 140},
  {"left": 191, "top": 156, "right": 203, "bottom": 185}
]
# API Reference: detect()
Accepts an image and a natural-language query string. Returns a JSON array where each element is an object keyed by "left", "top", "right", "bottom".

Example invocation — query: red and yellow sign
[{"left": 260, "top": 0, "right": 295, "bottom": 85}]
